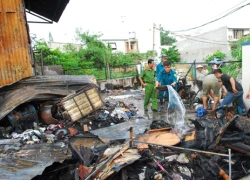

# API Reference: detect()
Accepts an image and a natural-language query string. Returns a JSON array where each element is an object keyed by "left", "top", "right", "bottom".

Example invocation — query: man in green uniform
[{"left": 139, "top": 59, "right": 159, "bottom": 112}]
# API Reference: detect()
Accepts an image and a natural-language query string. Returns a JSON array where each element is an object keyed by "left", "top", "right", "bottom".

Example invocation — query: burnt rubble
[{"left": 0, "top": 86, "right": 250, "bottom": 180}]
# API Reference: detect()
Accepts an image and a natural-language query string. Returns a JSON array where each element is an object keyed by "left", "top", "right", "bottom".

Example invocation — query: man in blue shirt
[
  {"left": 156, "top": 60, "right": 178, "bottom": 106},
  {"left": 156, "top": 55, "right": 167, "bottom": 78},
  {"left": 156, "top": 56, "right": 167, "bottom": 106}
]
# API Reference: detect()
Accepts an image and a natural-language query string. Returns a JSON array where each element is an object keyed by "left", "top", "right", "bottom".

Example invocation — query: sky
[{"left": 27, "top": 0, "right": 250, "bottom": 43}]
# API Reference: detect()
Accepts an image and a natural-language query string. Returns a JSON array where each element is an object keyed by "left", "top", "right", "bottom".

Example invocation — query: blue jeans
[
  {"left": 159, "top": 90, "right": 168, "bottom": 100},
  {"left": 217, "top": 90, "right": 246, "bottom": 115},
  {"left": 159, "top": 85, "right": 177, "bottom": 100}
]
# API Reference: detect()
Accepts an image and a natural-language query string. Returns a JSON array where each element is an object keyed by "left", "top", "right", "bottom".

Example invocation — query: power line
[
  {"left": 172, "top": 34, "right": 229, "bottom": 45},
  {"left": 156, "top": 27, "right": 230, "bottom": 45},
  {"left": 170, "top": 2, "right": 250, "bottom": 32},
  {"left": 209, "top": 0, "right": 249, "bottom": 20},
  {"left": 172, "top": 32, "right": 229, "bottom": 44}
]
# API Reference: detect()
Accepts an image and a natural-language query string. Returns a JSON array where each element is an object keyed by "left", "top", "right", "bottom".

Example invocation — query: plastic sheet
[
  {"left": 167, "top": 85, "right": 186, "bottom": 126},
  {"left": 166, "top": 85, "right": 190, "bottom": 138}
]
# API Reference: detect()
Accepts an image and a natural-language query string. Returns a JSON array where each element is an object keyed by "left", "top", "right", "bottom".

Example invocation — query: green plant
[
  {"left": 161, "top": 46, "right": 181, "bottom": 63},
  {"left": 159, "top": 25, "right": 177, "bottom": 45},
  {"left": 203, "top": 50, "right": 226, "bottom": 63},
  {"left": 231, "top": 34, "right": 250, "bottom": 61}
]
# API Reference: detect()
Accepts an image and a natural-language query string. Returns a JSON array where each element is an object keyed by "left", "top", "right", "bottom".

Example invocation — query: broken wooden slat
[
  {"left": 184, "top": 131, "right": 196, "bottom": 142},
  {"left": 148, "top": 127, "right": 171, "bottom": 133},
  {"left": 137, "top": 132, "right": 181, "bottom": 146},
  {"left": 68, "top": 142, "right": 85, "bottom": 164}
]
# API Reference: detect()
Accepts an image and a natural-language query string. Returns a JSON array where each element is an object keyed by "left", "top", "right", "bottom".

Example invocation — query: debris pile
[{"left": 1, "top": 84, "right": 250, "bottom": 180}]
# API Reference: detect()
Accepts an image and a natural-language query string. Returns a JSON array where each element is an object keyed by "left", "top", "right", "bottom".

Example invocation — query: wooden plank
[
  {"left": 138, "top": 132, "right": 180, "bottom": 146},
  {"left": 184, "top": 131, "right": 196, "bottom": 141},
  {"left": 148, "top": 128, "right": 171, "bottom": 133}
]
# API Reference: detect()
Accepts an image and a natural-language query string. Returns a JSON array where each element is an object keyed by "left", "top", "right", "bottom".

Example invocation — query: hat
[
  {"left": 161, "top": 55, "right": 168, "bottom": 59},
  {"left": 196, "top": 65, "right": 203, "bottom": 68}
]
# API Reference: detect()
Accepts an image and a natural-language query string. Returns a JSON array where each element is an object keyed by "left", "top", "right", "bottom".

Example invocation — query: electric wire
[
  {"left": 207, "top": 0, "right": 249, "bottom": 21},
  {"left": 156, "top": 27, "right": 230, "bottom": 45},
  {"left": 169, "top": 2, "right": 250, "bottom": 32}
]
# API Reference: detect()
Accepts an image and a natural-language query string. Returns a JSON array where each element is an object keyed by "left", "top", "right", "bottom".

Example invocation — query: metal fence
[
  {"left": 174, "top": 61, "right": 242, "bottom": 80},
  {"left": 109, "top": 64, "right": 138, "bottom": 79},
  {"left": 63, "top": 64, "right": 138, "bottom": 81}
]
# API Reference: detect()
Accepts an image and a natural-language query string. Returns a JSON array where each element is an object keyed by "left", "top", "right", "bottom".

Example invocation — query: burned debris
[{"left": 0, "top": 79, "right": 250, "bottom": 180}]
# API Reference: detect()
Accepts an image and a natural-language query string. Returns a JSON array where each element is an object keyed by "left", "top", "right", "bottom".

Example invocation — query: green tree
[
  {"left": 144, "top": 50, "right": 158, "bottom": 59},
  {"left": 159, "top": 26, "right": 177, "bottom": 45},
  {"left": 203, "top": 50, "right": 226, "bottom": 63},
  {"left": 231, "top": 34, "right": 250, "bottom": 61},
  {"left": 161, "top": 46, "right": 181, "bottom": 63},
  {"left": 75, "top": 29, "right": 112, "bottom": 68}
]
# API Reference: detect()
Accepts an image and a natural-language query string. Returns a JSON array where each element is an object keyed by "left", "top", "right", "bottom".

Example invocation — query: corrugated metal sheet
[
  {"left": 24, "top": 0, "right": 70, "bottom": 23},
  {"left": 0, "top": 0, "right": 32, "bottom": 87},
  {"left": 0, "top": 75, "right": 97, "bottom": 121}
]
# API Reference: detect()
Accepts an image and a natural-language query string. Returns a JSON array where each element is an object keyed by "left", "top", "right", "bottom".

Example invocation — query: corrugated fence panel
[{"left": 0, "top": 0, "right": 32, "bottom": 87}]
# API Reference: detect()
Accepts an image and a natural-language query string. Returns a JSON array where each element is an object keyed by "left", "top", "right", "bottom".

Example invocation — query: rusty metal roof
[
  {"left": 24, "top": 0, "right": 70, "bottom": 22},
  {"left": 0, "top": 0, "right": 33, "bottom": 88},
  {"left": 0, "top": 75, "right": 98, "bottom": 121}
]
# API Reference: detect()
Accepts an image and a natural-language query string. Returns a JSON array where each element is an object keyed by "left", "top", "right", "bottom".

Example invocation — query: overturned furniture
[{"left": 59, "top": 85, "right": 103, "bottom": 122}]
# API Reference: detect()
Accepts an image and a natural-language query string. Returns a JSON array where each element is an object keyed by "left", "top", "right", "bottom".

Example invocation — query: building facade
[{"left": 174, "top": 26, "right": 250, "bottom": 63}]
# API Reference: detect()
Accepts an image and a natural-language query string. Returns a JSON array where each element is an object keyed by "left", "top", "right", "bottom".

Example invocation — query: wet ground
[{"left": 102, "top": 90, "right": 197, "bottom": 124}]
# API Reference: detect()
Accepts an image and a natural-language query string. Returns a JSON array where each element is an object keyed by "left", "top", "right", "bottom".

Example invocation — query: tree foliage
[
  {"left": 231, "top": 34, "right": 250, "bottom": 61},
  {"left": 33, "top": 30, "right": 155, "bottom": 73},
  {"left": 159, "top": 26, "right": 177, "bottom": 45},
  {"left": 161, "top": 46, "right": 181, "bottom": 63},
  {"left": 203, "top": 50, "right": 226, "bottom": 63}
]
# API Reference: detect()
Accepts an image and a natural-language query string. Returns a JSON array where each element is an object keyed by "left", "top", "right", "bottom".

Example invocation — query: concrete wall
[
  {"left": 36, "top": 65, "right": 64, "bottom": 75},
  {"left": 242, "top": 42, "right": 250, "bottom": 109},
  {"left": 97, "top": 77, "right": 134, "bottom": 90},
  {"left": 175, "top": 26, "right": 231, "bottom": 63},
  {"left": 47, "top": 42, "right": 84, "bottom": 52}
]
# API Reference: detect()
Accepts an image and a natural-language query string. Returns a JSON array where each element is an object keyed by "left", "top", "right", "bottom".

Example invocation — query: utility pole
[{"left": 152, "top": 23, "right": 155, "bottom": 60}]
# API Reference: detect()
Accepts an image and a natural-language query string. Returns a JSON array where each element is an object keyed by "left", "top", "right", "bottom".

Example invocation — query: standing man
[
  {"left": 156, "top": 55, "right": 168, "bottom": 105},
  {"left": 202, "top": 74, "right": 220, "bottom": 110},
  {"left": 203, "top": 64, "right": 209, "bottom": 74},
  {"left": 156, "top": 55, "right": 167, "bottom": 78},
  {"left": 156, "top": 60, "right": 177, "bottom": 106},
  {"left": 139, "top": 59, "right": 159, "bottom": 112},
  {"left": 214, "top": 69, "right": 246, "bottom": 116},
  {"left": 196, "top": 65, "right": 207, "bottom": 81}
]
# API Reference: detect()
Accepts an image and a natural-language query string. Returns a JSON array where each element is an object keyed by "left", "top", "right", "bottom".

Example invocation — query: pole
[
  {"left": 40, "top": 51, "right": 44, "bottom": 75},
  {"left": 152, "top": 23, "right": 155, "bottom": 60},
  {"left": 134, "top": 140, "right": 229, "bottom": 157},
  {"left": 128, "top": 32, "right": 131, "bottom": 52},
  {"left": 228, "top": 148, "right": 232, "bottom": 180}
]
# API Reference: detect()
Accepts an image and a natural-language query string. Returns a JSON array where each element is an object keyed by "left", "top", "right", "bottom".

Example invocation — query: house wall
[
  {"left": 112, "top": 41, "right": 126, "bottom": 53},
  {"left": 227, "top": 29, "right": 250, "bottom": 41},
  {"left": 175, "top": 26, "right": 231, "bottom": 63},
  {"left": 242, "top": 42, "right": 250, "bottom": 109},
  {"left": 0, "top": 0, "right": 33, "bottom": 87}
]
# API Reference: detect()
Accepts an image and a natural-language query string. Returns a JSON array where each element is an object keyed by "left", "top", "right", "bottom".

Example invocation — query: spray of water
[{"left": 166, "top": 85, "right": 189, "bottom": 138}]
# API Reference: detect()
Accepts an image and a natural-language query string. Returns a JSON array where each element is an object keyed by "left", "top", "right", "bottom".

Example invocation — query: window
[{"left": 233, "top": 30, "right": 244, "bottom": 39}]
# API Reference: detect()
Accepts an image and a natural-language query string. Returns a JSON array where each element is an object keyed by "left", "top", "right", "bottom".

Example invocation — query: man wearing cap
[
  {"left": 156, "top": 60, "right": 177, "bottom": 106},
  {"left": 196, "top": 64, "right": 207, "bottom": 81},
  {"left": 139, "top": 59, "right": 159, "bottom": 112}
]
